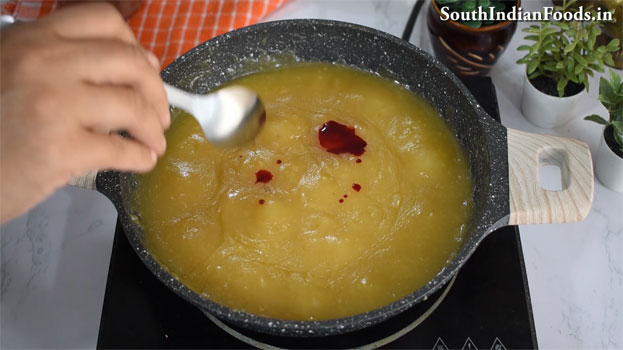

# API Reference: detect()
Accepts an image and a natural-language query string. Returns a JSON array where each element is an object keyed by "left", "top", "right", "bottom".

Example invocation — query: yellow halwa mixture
[{"left": 135, "top": 63, "right": 473, "bottom": 320}]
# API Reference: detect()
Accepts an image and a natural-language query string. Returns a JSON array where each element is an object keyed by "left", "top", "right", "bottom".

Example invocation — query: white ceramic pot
[
  {"left": 595, "top": 127, "right": 623, "bottom": 192},
  {"left": 520, "top": 70, "right": 584, "bottom": 129}
]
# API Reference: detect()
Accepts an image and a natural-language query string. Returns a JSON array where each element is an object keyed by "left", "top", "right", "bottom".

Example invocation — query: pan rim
[{"left": 109, "top": 18, "right": 510, "bottom": 337}]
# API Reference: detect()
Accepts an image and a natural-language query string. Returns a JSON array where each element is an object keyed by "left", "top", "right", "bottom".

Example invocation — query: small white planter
[
  {"left": 521, "top": 70, "right": 584, "bottom": 129},
  {"left": 595, "top": 128, "right": 623, "bottom": 192}
]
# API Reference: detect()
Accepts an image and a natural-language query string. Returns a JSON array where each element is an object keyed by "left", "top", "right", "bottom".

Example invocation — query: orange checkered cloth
[{"left": 1, "top": 0, "right": 288, "bottom": 67}]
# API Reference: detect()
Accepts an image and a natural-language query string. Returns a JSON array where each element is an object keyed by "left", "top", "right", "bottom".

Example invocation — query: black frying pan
[{"left": 72, "top": 20, "right": 593, "bottom": 337}]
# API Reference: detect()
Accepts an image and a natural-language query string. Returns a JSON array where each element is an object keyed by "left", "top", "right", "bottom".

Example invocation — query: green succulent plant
[
  {"left": 585, "top": 70, "right": 623, "bottom": 149},
  {"left": 435, "top": 0, "right": 507, "bottom": 28},
  {"left": 516, "top": 0, "right": 620, "bottom": 97}
]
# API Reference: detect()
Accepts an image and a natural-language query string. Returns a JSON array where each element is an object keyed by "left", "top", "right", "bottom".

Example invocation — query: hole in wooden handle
[
  {"left": 538, "top": 148, "right": 567, "bottom": 191},
  {"left": 539, "top": 164, "right": 563, "bottom": 191}
]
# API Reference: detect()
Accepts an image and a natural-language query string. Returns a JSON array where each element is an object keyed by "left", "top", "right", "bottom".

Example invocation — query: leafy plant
[
  {"left": 517, "top": 0, "right": 620, "bottom": 97},
  {"left": 435, "top": 0, "right": 507, "bottom": 28},
  {"left": 585, "top": 70, "right": 623, "bottom": 149}
]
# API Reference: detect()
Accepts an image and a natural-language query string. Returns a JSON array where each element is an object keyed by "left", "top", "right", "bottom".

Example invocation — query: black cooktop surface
[{"left": 97, "top": 77, "right": 538, "bottom": 349}]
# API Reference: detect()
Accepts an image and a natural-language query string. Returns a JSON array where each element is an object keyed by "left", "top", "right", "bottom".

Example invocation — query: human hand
[
  {"left": 58, "top": 0, "right": 144, "bottom": 19},
  {"left": 0, "top": 2, "right": 170, "bottom": 223}
]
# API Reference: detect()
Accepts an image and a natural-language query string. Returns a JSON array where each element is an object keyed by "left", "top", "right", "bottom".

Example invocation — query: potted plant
[
  {"left": 585, "top": 69, "right": 622, "bottom": 192},
  {"left": 516, "top": 0, "right": 619, "bottom": 128},
  {"left": 594, "top": 0, "right": 623, "bottom": 69},
  {"left": 427, "top": 0, "right": 520, "bottom": 77}
]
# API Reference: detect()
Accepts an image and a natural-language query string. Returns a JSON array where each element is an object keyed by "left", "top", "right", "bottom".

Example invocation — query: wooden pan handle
[
  {"left": 508, "top": 129, "right": 594, "bottom": 225},
  {"left": 67, "top": 170, "right": 98, "bottom": 190}
]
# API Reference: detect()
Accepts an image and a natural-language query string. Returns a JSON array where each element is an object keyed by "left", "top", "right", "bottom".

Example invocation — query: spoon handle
[
  {"left": 162, "top": 83, "right": 264, "bottom": 146},
  {"left": 163, "top": 83, "right": 198, "bottom": 112},
  {"left": 163, "top": 83, "right": 220, "bottom": 136}
]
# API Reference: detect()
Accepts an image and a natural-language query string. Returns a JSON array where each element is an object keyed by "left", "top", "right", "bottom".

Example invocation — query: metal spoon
[{"left": 163, "top": 83, "right": 266, "bottom": 147}]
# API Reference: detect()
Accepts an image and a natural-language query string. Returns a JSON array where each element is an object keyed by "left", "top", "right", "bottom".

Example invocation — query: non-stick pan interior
[{"left": 112, "top": 20, "right": 509, "bottom": 336}]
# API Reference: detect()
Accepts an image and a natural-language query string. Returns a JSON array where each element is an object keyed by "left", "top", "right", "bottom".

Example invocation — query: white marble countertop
[{"left": 1, "top": 0, "right": 621, "bottom": 348}]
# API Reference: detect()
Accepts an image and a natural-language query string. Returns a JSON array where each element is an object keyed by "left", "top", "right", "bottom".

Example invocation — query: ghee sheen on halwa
[{"left": 135, "top": 63, "right": 473, "bottom": 321}]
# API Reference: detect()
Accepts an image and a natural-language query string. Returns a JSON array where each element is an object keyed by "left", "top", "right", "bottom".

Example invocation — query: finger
[
  {"left": 41, "top": 2, "right": 138, "bottom": 45},
  {"left": 75, "top": 131, "right": 158, "bottom": 174},
  {"left": 58, "top": 1, "right": 144, "bottom": 20},
  {"left": 69, "top": 84, "right": 166, "bottom": 155},
  {"left": 144, "top": 50, "right": 161, "bottom": 71},
  {"left": 40, "top": 2, "right": 161, "bottom": 71},
  {"left": 58, "top": 39, "right": 170, "bottom": 128}
]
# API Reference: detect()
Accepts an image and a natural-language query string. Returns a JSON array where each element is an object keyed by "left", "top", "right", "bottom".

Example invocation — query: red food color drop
[
  {"left": 352, "top": 183, "right": 361, "bottom": 192},
  {"left": 343, "top": 194, "right": 348, "bottom": 198},
  {"left": 276, "top": 159, "right": 282, "bottom": 164},
  {"left": 255, "top": 170, "right": 273, "bottom": 184},
  {"left": 339, "top": 199, "right": 344, "bottom": 203},
  {"left": 259, "top": 199, "right": 265, "bottom": 205},
  {"left": 318, "top": 121, "right": 367, "bottom": 156},
  {"left": 356, "top": 159, "right": 362, "bottom": 163}
]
